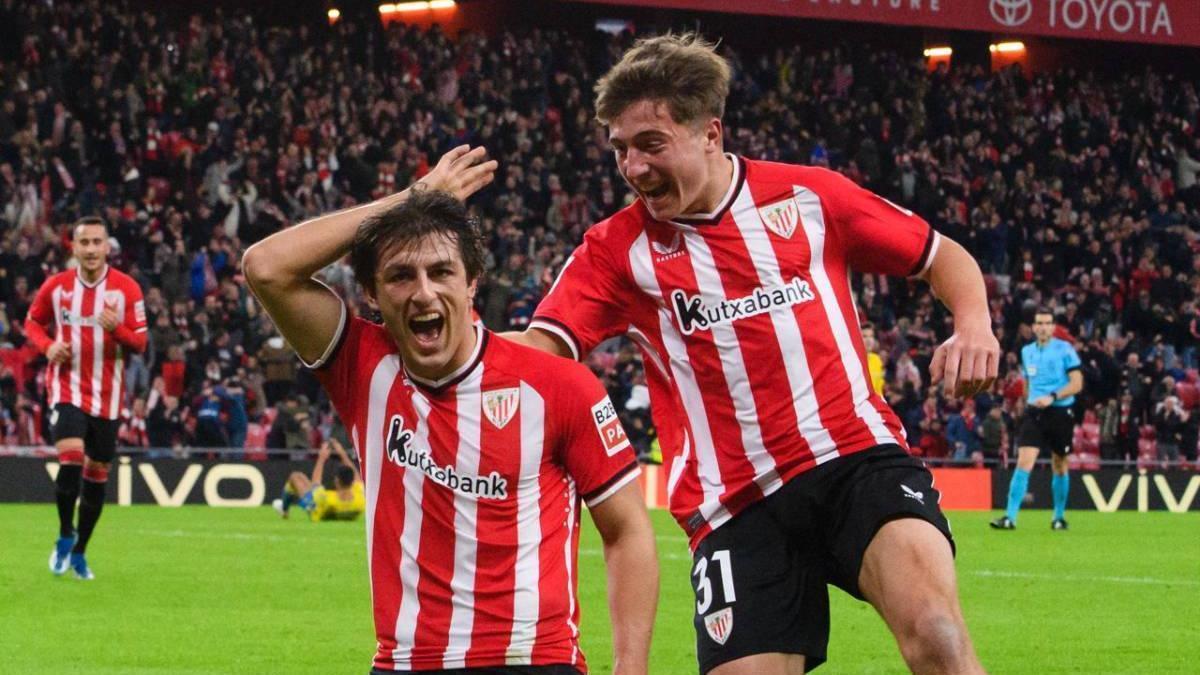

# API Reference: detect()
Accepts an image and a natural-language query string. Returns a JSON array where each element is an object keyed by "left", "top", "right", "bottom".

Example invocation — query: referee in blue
[{"left": 992, "top": 308, "right": 1084, "bottom": 531}]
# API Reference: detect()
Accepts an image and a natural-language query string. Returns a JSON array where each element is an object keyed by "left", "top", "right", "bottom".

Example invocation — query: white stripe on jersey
[
  {"left": 506, "top": 383, "right": 545, "bottom": 665},
  {"left": 392, "top": 387, "right": 432, "bottom": 669},
  {"left": 727, "top": 188, "right": 838, "bottom": 463},
  {"left": 108, "top": 287, "right": 125, "bottom": 419},
  {"left": 365, "top": 356, "right": 401, "bottom": 606},
  {"left": 69, "top": 276, "right": 83, "bottom": 409},
  {"left": 680, "top": 229, "right": 781, "bottom": 495},
  {"left": 442, "top": 374, "right": 483, "bottom": 669},
  {"left": 563, "top": 478, "right": 580, "bottom": 667},
  {"left": 628, "top": 233, "right": 728, "bottom": 516},
  {"left": 50, "top": 285, "right": 62, "bottom": 406},
  {"left": 90, "top": 278, "right": 106, "bottom": 416},
  {"left": 793, "top": 187, "right": 897, "bottom": 448}
]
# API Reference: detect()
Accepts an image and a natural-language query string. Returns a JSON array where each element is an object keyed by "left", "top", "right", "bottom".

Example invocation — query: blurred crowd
[{"left": 1, "top": 1, "right": 1199, "bottom": 465}]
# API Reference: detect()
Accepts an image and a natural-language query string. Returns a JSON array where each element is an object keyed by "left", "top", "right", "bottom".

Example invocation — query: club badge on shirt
[
  {"left": 757, "top": 196, "right": 800, "bottom": 239},
  {"left": 482, "top": 387, "right": 520, "bottom": 430}
]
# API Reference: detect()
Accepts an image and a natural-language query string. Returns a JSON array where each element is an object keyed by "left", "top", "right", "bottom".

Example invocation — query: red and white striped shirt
[
  {"left": 312, "top": 312, "right": 639, "bottom": 672},
  {"left": 533, "top": 156, "right": 939, "bottom": 548},
  {"left": 25, "top": 266, "right": 147, "bottom": 421}
]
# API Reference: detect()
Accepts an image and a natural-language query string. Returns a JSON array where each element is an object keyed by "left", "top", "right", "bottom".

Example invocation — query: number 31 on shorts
[{"left": 693, "top": 549, "right": 736, "bottom": 613}]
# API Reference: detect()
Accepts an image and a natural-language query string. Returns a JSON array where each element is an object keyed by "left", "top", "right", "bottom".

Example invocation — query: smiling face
[
  {"left": 369, "top": 232, "right": 478, "bottom": 381},
  {"left": 72, "top": 223, "right": 110, "bottom": 279},
  {"left": 608, "top": 99, "right": 726, "bottom": 222}
]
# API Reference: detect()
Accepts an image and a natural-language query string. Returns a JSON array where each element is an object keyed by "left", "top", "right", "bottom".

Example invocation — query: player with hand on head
[
  {"left": 25, "top": 216, "right": 148, "bottom": 580},
  {"left": 244, "top": 146, "right": 658, "bottom": 675},
  {"left": 505, "top": 33, "right": 994, "bottom": 675}
]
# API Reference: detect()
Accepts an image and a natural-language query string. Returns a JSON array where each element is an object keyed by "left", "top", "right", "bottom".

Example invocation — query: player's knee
[
  {"left": 82, "top": 461, "right": 110, "bottom": 485},
  {"left": 58, "top": 446, "right": 85, "bottom": 467},
  {"left": 897, "top": 608, "right": 972, "bottom": 673}
]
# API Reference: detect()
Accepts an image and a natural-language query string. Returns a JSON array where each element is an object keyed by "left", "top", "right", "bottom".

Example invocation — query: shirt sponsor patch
[{"left": 591, "top": 396, "right": 629, "bottom": 456}]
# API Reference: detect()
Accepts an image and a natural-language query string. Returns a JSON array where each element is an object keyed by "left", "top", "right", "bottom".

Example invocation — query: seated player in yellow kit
[{"left": 272, "top": 438, "right": 364, "bottom": 521}]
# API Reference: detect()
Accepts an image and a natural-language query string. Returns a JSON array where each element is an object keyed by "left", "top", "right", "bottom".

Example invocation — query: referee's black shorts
[{"left": 1016, "top": 405, "right": 1075, "bottom": 456}]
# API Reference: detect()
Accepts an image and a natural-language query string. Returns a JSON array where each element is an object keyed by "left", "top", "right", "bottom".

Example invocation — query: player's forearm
[
  {"left": 243, "top": 188, "right": 414, "bottom": 290},
  {"left": 602, "top": 523, "right": 658, "bottom": 675},
  {"left": 922, "top": 237, "right": 990, "bottom": 329},
  {"left": 1057, "top": 372, "right": 1084, "bottom": 399},
  {"left": 113, "top": 325, "right": 148, "bottom": 353},
  {"left": 312, "top": 455, "right": 327, "bottom": 484},
  {"left": 23, "top": 317, "right": 53, "bottom": 354}
]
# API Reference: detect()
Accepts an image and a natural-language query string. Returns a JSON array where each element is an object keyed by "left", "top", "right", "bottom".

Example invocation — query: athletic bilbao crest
[
  {"left": 757, "top": 196, "right": 800, "bottom": 239},
  {"left": 482, "top": 388, "right": 520, "bottom": 429},
  {"left": 704, "top": 607, "right": 733, "bottom": 645}
]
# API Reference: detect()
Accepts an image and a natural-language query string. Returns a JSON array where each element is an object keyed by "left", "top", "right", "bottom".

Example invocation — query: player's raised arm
[{"left": 243, "top": 146, "right": 497, "bottom": 364}]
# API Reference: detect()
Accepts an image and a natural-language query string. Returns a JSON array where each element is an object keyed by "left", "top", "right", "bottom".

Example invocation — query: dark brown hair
[
  {"left": 350, "top": 189, "right": 486, "bottom": 295},
  {"left": 594, "top": 32, "right": 731, "bottom": 127}
]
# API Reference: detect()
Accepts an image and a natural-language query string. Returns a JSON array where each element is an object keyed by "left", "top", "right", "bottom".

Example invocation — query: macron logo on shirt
[
  {"left": 670, "top": 277, "right": 815, "bottom": 335},
  {"left": 385, "top": 414, "right": 509, "bottom": 500}
]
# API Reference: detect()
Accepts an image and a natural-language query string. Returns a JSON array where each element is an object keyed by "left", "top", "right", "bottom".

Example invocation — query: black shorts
[
  {"left": 1016, "top": 406, "right": 1075, "bottom": 456},
  {"left": 691, "top": 444, "right": 954, "bottom": 673},
  {"left": 50, "top": 403, "right": 120, "bottom": 463},
  {"left": 370, "top": 666, "right": 580, "bottom": 675}
]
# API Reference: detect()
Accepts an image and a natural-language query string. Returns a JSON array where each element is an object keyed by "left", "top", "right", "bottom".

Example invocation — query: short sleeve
[
  {"left": 531, "top": 234, "right": 631, "bottom": 361},
  {"left": 818, "top": 169, "right": 938, "bottom": 278},
  {"left": 1064, "top": 344, "right": 1082, "bottom": 371},
  {"left": 311, "top": 309, "right": 369, "bottom": 413},
  {"left": 553, "top": 363, "right": 640, "bottom": 508}
]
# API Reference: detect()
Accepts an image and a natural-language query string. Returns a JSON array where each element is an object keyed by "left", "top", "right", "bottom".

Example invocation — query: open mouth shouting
[
  {"left": 639, "top": 181, "right": 671, "bottom": 203},
  {"left": 409, "top": 311, "right": 445, "bottom": 350}
]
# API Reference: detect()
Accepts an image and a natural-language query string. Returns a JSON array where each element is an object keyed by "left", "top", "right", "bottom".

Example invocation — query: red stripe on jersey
[
  {"left": 465, "top": 368, "right": 521, "bottom": 667},
  {"left": 695, "top": 217, "right": 814, "bottom": 482},
  {"left": 748, "top": 183, "right": 877, "bottom": 454},
  {"left": 651, "top": 235, "right": 765, "bottom": 514}
]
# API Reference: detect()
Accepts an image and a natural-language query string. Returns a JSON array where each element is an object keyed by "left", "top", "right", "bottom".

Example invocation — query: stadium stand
[{"left": 1, "top": 2, "right": 1198, "bottom": 467}]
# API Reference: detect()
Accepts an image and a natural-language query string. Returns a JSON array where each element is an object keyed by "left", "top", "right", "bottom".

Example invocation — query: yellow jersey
[
  {"left": 309, "top": 481, "right": 366, "bottom": 522},
  {"left": 867, "top": 351, "right": 885, "bottom": 395}
]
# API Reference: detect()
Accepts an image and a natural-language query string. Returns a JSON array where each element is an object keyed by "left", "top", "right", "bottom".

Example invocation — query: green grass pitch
[{"left": 2, "top": 505, "right": 1197, "bottom": 674}]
